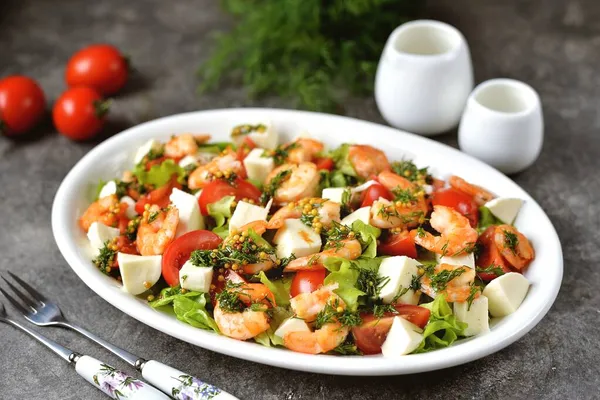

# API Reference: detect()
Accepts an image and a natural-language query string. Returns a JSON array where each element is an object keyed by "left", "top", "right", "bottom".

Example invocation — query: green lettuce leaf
[
  {"left": 413, "top": 295, "right": 467, "bottom": 353},
  {"left": 150, "top": 287, "right": 219, "bottom": 333},
  {"left": 198, "top": 142, "right": 234, "bottom": 153},
  {"left": 257, "top": 271, "right": 291, "bottom": 307},
  {"left": 207, "top": 196, "right": 235, "bottom": 227},
  {"left": 323, "top": 257, "right": 382, "bottom": 311},
  {"left": 132, "top": 159, "right": 185, "bottom": 187},
  {"left": 477, "top": 206, "right": 504, "bottom": 233},
  {"left": 330, "top": 144, "right": 357, "bottom": 177},
  {"left": 254, "top": 307, "right": 293, "bottom": 347},
  {"left": 330, "top": 170, "right": 348, "bottom": 187},
  {"left": 351, "top": 220, "right": 381, "bottom": 258}
]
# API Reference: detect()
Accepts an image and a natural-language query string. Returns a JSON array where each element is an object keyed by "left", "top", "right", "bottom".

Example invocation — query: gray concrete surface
[{"left": 1, "top": 0, "right": 599, "bottom": 399}]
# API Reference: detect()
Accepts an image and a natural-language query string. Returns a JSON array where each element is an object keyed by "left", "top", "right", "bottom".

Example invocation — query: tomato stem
[{"left": 93, "top": 99, "right": 111, "bottom": 118}]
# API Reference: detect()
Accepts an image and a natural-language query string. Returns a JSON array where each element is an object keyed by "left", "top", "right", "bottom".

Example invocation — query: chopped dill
[
  {"left": 231, "top": 123, "right": 267, "bottom": 137},
  {"left": 125, "top": 216, "right": 140, "bottom": 241},
  {"left": 466, "top": 284, "right": 481, "bottom": 311},
  {"left": 263, "top": 142, "right": 299, "bottom": 165},
  {"left": 390, "top": 159, "right": 431, "bottom": 183},
  {"left": 333, "top": 341, "right": 362, "bottom": 356},
  {"left": 373, "top": 304, "right": 397, "bottom": 319},
  {"left": 476, "top": 264, "right": 505, "bottom": 277},
  {"left": 354, "top": 266, "right": 389, "bottom": 300},
  {"left": 189, "top": 249, "right": 215, "bottom": 268},
  {"left": 426, "top": 266, "right": 467, "bottom": 292},
  {"left": 315, "top": 299, "right": 362, "bottom": 329},
  {"left": 260, "top": 168, "right": 291, "bottom": 204},
  {"left": 92, "top": 241, "right": 116, "bottom": 275},
  {"left": 147, "top": 210, "right": 160, "bottom": 223},
  {"left": 504, "top": 230, "right": 519, "bottom": 254},
  {"left": 392, "top": 188, "right": 417, "bottom": 204}
]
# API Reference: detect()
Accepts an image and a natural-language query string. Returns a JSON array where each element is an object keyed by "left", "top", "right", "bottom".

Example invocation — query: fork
[
  {"left": 0, "top": 299, "right": 170, "bottom": 399},
  {"left": 1, "top": 272, "right": 237, "bottom": 400}
]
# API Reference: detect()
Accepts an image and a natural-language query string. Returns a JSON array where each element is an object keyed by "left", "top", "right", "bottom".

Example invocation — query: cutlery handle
[
  {"left": 141, "top": 360, "right": 238, "bottom": 400},
  {"left": 75, "top": 355, "right": 170, "bottom": 400}
]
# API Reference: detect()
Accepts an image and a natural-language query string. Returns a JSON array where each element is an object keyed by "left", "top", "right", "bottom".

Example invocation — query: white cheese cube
[
  {"left": 453, "top": 295, "right": 490, "bottom": 336},
  {"left": 87, "top": 222, "right": 120, "bottom": 255},
  {"left": 243, "top": 148, "right": 274, "bottom": 184},
  {"left": 274, "top": 219, "right": 322, "bottom": 259},
  {"left": 381, "top": 316, "right": 424, "bottom": 357},
  {"left": 179, "top": 260, "right": 213, "bottom": 293},
  {"left": 229, "top": 201, "right": 270, "bottom": 233},
  {"left": 134, "top": 139, "right": 161, "bottom": 164},
  {"left": 341, "top": 206, "right": 371, "bottom": 226},
  {"left": 485, "top": 198, "right": 523, "bottom": 224},
  {"left": 378, "top": 256, "right": 421, "bottom": 305},
  {"left": 274, "top": 317, "right": 311, "bottom": 339},
  {"left": 120, "top": 196, "right": 137, "bottom": 219},
  {"left": 232, "top": 121, "right": 278, "bottom": 149},
  {"left": 98, "top": 181, "right": 117, "bottom": 199},
  {"left": 169, "top": 188, "right": 204, "bottom": 237},
  {"left": 321, "top": 188, "right": 346, "bottom": 203},
  {"left": 117, "top": 253, "right": 162, "bottom": 295},
  {"left": 482, "top": 272, "right": 530, "bottom": 317},
  {"left": 436, "top": 252, "right": 475, "bottom": 269},
  {"left": 178, "top": 155, "right": 198, "bottom": 168}
]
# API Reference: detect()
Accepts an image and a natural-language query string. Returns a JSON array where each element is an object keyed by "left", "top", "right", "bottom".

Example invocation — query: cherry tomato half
[
  {"left": 352, "top": 305, "right": 431, "bottom": 354},
  {"left": 431, "top": 187, "right": 479, "bottom": 227},
  {"left": 236, "top": 137, "right": 256, "bottom": 161},
  {"left": 162, "top": 230, "right": 223, "bottom": 287},
  {"left": 315, "top": 157, "right": 335, "bottom": 171},
  {"left": 0, "top": 75, "right": 46, "bottom": 136},
  {"left": 53, "top": 87, "right": 108, "bottom": 141},
  {"left": 134, "top": 177, "right": 182, "bottom": 214},
  {"left": 198, "top": 178, "right": 261, "bottom": 215},
  {"left": 361, "top": 183, "right": 393, "bottom": 208},
  {"left": 378, "top": 231, "right": 417, "bottom": 258},
  {"left": 476, "top": 226, "right": 512, "bottom": 281},
  {"left": 290, "top": 270, "right": 327, "bottom": 298},
  {"left": 66, "top": 44, "right": 129, "bottom": 95}
]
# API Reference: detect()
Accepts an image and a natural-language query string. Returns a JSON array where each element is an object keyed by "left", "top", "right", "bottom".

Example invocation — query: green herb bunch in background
[{"left": 198, "top": 0, "right": 422, "bottom": 113}]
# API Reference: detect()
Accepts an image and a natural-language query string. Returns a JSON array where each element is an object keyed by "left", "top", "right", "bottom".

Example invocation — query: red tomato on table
[
  {"left": 66, "top": 44, "right": 129, "bottom": 95},
  {"left": 134, "top": 177, "right": 182, "bottom": 214},
  {"left": 198, "top": 178, "right": 261, "bottom": 215},
  {"left": 53, "top": 87, "right": 108, "bottom": 141},
  {"left": 161, "top": 230, "right": 223, "bottom": 287},
  {"left": 431, "top": 187, "right": 479, "bottom": 227},
  {"left": 360, "top": 183, "right": 393, "bottom": 208},
  {"left": 352, "top": 304, "right": 431, "bottom": 354},
  {"left": 476, "top": 226, "right": 512, "bottom": 281},
  {"left": 290, "top": 270, "right": 327, "bottom": 298},
  {"left": 0, "top": 75, "right": 46, "bottom": 136},
  {"left": 378, "top": 231, "right": 417, "bottom": 258}
]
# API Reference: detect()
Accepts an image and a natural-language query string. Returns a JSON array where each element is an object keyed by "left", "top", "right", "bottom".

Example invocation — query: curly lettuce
[
  {"left": 150, "top": 287, "right": 219, "bottom": 333},
  {"left": 207, "top": 196, "right": 235, "bottom": 238},
  {"left": 132, "top": 159, "right": 185, "bottom": 187},
  {"left": 478, "top": 206, "right": 504, "bottom": 233},
  {"left": 351, "top": 220, "right": 381, "bottom": 258},
  {"left": 413, "top": 295, "right": 467, "bottom": 353},
  {"left": 323, "top": 256, "right": 383, "bottom": 311},
  {"left": 256, "top": 271, "right": 291, "bottom": 307}
]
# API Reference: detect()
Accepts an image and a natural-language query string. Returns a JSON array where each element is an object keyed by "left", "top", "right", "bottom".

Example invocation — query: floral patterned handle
[
  {"left": 75, "top": 355, "right": 170, "bottom": 399},
  {"left": 141, "top": 360, "right": 238, "bottom": 400}
]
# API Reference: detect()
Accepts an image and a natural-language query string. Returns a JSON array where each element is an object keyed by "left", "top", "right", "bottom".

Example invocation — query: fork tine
[
  {"left": 1, "top": 277, "right": 38, "bottom": 311},
  {"left": 6, "top": 272, "right": 47, "bottom": 303},
  {"left": 0, "top": 287, "right": 31, "bottom": 315}
]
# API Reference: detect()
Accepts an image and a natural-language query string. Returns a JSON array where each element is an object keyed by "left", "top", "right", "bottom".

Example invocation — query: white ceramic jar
[
  {"left": 375, "top": 20, "right": 473, "bottom": 136},
  {"left": 458, "top": 78, "right": 543, "bottom": 174}
]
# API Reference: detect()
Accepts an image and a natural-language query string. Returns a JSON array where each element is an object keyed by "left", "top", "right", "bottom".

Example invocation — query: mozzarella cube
[
  {"left": 274, "top": 317, "right": 311, "bottom": 339},
  {"left": 243, "top": 148, "right": 274, "bottom": 184},
  {"left": 134, "top": 139, "right": 161, "bottom": 164},
  {"left": 321, "top": 188, "right": 347, "bottom": 204},
  {"left": 117, "top": 253, "right": 162, "bottom": 295},
  {"left": 341, "top": 207, "right": 371, "bottom": 226},
  {"left": 381, "top": 316, "right": 424, "bottom": 357},
  {"left": 229, "top": 201, "right": 270, "bottom": 233},
  {"left": 232, "top": 121, "right": 278, "bottom": 149},
  {"left": 179, "top": 260, "right": 213, "bottom": 293},
  {"left": 436, "top": 252, "right": 475, "bottom": 269},
  {"left": 178, "top": 155, "right": 198, "bottom": 169},
  {"left": 378, "top": 256, "right": 421, "bottom": 305},
  {"left": 120, "top": 196, "right": 137, "bottom": 219},
  {"left": 98, "top": 181, "right": 117, "bottom": 199},
  {"left": 482, "top": 272, "right": 530, "bottom": 317},
  {"left": 485, "top": 198, "right": 523, "bottom": 224},
  {"left": 274, "top": 219, "right": 322, "bottom": 259},
  {"left": 169, "top": 188, "right": 204, "bottom": 237},
  {"left": 453, "top": 296, "right": 490, "bottom": 336},
  {"left": 87, "top": 222, "right": 120, "bottom": 255}
]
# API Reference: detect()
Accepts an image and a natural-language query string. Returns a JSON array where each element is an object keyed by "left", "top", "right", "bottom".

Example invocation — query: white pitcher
[{"left": 375, "top": 20, "right": 473, "bottom": 136}]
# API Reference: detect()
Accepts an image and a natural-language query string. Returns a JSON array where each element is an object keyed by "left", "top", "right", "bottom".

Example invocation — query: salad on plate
[{"left": 79, "top": 122, "right": 534, "bottom": 357}]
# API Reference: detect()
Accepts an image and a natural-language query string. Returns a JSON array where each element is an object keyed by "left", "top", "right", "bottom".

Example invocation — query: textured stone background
[{"left": 1, "top": 0, "right": 599, "bottom": 399}]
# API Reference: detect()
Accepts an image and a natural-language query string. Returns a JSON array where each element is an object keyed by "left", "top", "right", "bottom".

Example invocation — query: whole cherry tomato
[
  {"left": 66, "top": 44, "right": 129, "bottom": 95},
  {"left": 53, "top": 87, "right": 109, "bottom": 141},
  {"left": 361, "top": 183, "right": 394, "bottom": 208},
  {"left": 0, "top": 75, "right": 46, "bottom": 136}
]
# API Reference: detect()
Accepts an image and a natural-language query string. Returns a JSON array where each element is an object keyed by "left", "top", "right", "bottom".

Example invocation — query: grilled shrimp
[
  {"left": 412, "top": 205, "right": 478, "bottom": 255},
  {"left": 79, "top": 194, "right": 127, "bottom": 232},
  {"left": 267, "top": 198, "right": 340, "bottom": 230},
  {"left": 449, "top": 175, "right": 495, "bottom": 206},
  {"left": 420, "top": 263, "right": 478, "bottom": 303},
  {"left": 348, "top": 144, "right": 391, "bottom": 179},
  {"left": 188, "top": 153, "right": 244, "bottom": 189},
  {"left": 284, "top": 239, "right": 361, "bottom": 272},
  {"left": 493, "top": 224, "right": 535, "bottom": 270},
  {"left": 265, "top": 162, "right": 320, "bottom": 205},
  {"left": 287, "top": 138, "right": 324, "bottom": 163},
  {"left": 136, "top": 205, "right": 179, "bottom": 255}
]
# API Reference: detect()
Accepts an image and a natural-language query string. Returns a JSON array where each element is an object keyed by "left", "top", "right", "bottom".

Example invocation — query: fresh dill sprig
[
  {"left": 260, "top": 169, "right": 291, "bottom": 205},
  {"left": 93, "top": 241, "right": 116, "bottom": 275},
  {"left": 503, "top": 230, "right": 519, "bottom": 254}
]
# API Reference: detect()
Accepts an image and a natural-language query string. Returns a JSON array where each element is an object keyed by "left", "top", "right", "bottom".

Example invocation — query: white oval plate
[{"left": 52, "top": 108, "right": 562, "bottom": 376}]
